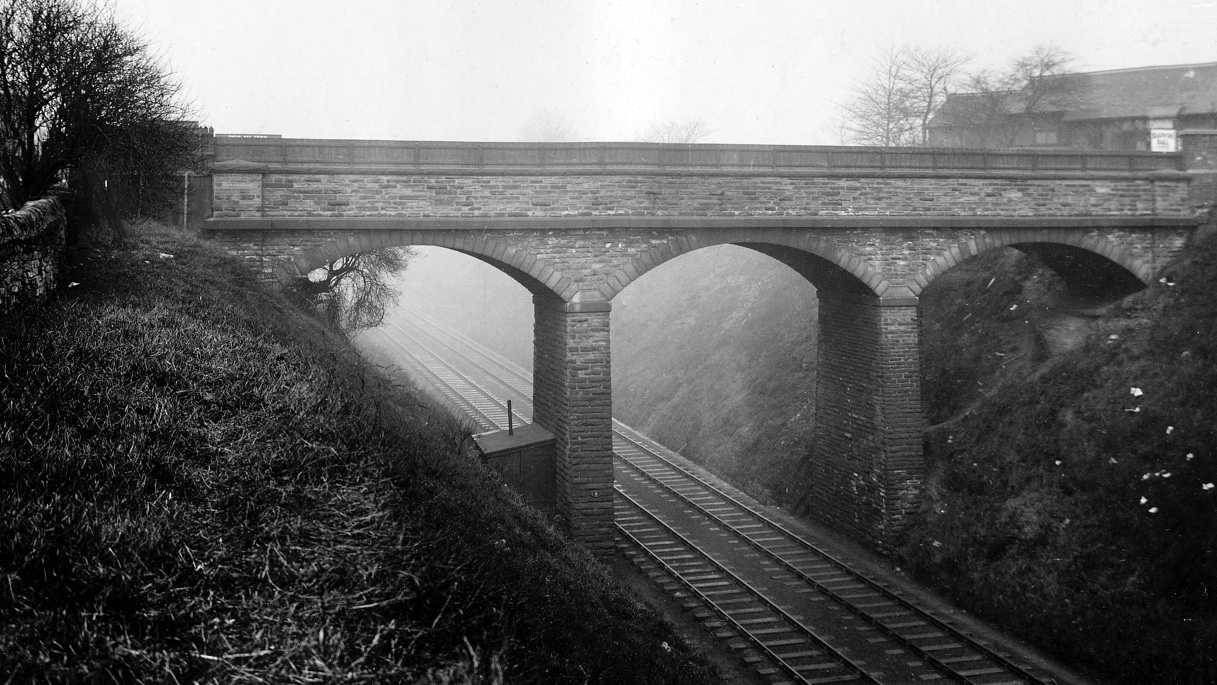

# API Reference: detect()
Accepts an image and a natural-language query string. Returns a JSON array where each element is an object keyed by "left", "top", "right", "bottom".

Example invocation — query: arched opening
[
  {"left": 611, "top": 237, "right": 920, "bottom": 551},
  {"left": 349, "top": 246, "right": 535, "bottom": 421},
  {"left": 919, "top": 240, "right": 1146, "bottom": 432},
  {"left": 611, "top": 244, "right": 820, "bottom": 502},
  {"left": 1011, "top": 241, "right": 1146, "bottom": 303},
  {"left": 918, "top": 237, "right": 1152, "bottom": 428}
]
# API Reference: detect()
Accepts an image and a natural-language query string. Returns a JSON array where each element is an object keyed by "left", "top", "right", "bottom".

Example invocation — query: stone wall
[
  {"left": 201, "top": 152, "right": 1204, "bottom": 558},
  {"left": 1182, "top": 130, "right": 1217, "bottom": 211},
  {"left": 212, "top": 169, "right": 1193, "bottom": 220},
  {"left": 206, "top": 222, "right": 1195, "bottom": 304},
  {"left": 532, "top": 292, "right": 615, "bottom": 557},
  {"left": 807, "top": 293, "right": 922, "bottom": 552},
  {"left": 1, "top": 197, "right": 66, "bottom": 312}
]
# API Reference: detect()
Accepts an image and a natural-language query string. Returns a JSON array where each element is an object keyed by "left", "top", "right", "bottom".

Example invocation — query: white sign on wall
[{"left": 1151, "top": 129, "right": 1178, "bottom": 153}]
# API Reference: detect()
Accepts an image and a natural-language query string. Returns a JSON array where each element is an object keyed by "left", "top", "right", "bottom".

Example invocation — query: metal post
[
  {"left": 507, "top": 400, "right": 514, "bottom": 436},
  {"left": 182, "top": 172, "right": 189, "bottom": 230}
]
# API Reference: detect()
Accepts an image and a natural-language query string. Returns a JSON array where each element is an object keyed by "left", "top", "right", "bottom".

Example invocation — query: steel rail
[
  {"left": 615, "top": 489, "right": 876, "bottom": 685},
  {"left": 386, "top": 312, "right": 534, "bottom": 411},
  {"left": 389, "top": 313, "right": 1048, "bottom": 685},
  {"left": 378, "top": 320, "right": 529, "bottom": 430},
  {"left": 615, "top": 428, "right": 1049, "bottom": 685},
  {"left": 363, "top": 326, "right": 500, "bottom": 428},
  {"left": 614, "top": 447, "right": 1040, "bottom": 685},
  {"left": 398, "top": 307, "right": 534, "bottom": 389}
]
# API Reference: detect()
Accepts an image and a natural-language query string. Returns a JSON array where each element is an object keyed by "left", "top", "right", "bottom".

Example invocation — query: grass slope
[
  {"left": 0, "top": 223, "right": 716, "bottom": 684},
  {"left": 610, "top": 234, "right": 1217, "bottom": 684},
  {"left": 611, "top": 245, "right": 817, "bottom": 502},
  {"left": 905, "top": 235, "right": 1217, "bottom": 685}
]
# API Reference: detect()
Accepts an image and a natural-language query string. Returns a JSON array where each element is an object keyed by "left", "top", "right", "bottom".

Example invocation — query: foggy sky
[{"left": 117, "top": 0, "right": 1216, "bottom": 145}]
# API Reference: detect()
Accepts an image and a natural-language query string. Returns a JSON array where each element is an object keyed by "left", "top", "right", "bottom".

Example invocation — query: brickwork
[
  {"left": 532, "top": 292, "right": 614, "bottom": 557},
  {"left": 202, "top": 144, "right": 1206, "bottom": 557},
  {"left": 1, "top": 197, "right": 66, "bottom": 312},
  {"left": 808, "top": 293, "right": 922, "bottom": 552},
  {"left": 213, "top": 169, "right": 1193, "bottom": 221},
  {"left": 208, "top": 222, "right": 1195, "bottom": 304},
  {"left": 1181, "top": 130, "right": 1217, "bottom": 210}
]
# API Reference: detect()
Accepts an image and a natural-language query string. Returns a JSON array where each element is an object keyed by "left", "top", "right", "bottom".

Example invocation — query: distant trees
[
  {"left": 635, "top": 119, "right": 713, "bottom": 144},
  {"left": 947, "top": 45, "right": 1087, "bottom": 148},
  {"left": 520, "top": 110, "right": 578, "bottom": 142},
  {"left": 292, "top": 248, "right": 414, "bottom": 334},
  {"left": 840, "top": 46, "right": 968, "bottom": 147},
  {"left": 839, "top": 44, "right": 1084, "bottom": 149},
  {"left": 0, "top": 0, "right": 199, "bottom": 238}
]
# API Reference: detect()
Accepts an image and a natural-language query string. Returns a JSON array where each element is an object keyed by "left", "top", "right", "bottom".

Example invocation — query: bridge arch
[
  {"left": 603, "top": 230, "right": 888, "bottom": 301},
  {"left": 915, "top": 228, "right": 1152, "bottom": 298},
  {"left": 276, "top": 231, "right": 579, "bottom": 301},
  {"left": 609, "top": 236, "right": 920, "bottom": 552}
]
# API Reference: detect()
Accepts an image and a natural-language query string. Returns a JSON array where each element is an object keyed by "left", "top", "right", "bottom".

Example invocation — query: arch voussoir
[{"left": 920, "top": 224, "right": 1160, "bottom": 292}]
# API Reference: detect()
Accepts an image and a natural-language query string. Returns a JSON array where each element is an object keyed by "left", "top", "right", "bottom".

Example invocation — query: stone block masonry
[
  {"left": 203, "top": 138, "right": 1206, "bottom": 558},
  {"left": 532, "top": 291, "right": 614, "bottom": 557},
  {"left": 217, "top": 169, "right": 1194, "bottom": 221},
  {"left": 807, "top": 292, "right": 922, "bottom": 553},
  {"left": 1, "top": 197, "right": 66, "bottom": 312}
]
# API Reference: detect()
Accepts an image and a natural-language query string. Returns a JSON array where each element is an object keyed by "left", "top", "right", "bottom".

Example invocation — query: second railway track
[{"left": 362, "top": 307, "right": 1058, "bottom": 685}]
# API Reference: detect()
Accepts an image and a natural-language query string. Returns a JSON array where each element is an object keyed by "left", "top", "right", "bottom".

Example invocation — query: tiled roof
[
  {"left": 931, "top": 61, "right": 1217, "bottom": 126},
  {"left": 1063, "top": 62, "right": 1217, "bottom": 120}
]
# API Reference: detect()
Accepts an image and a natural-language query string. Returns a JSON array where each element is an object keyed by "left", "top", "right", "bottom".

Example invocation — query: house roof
[
  {"left": 930, "top": 61, "right": 1217, "bottom": 127},
  {"left": 1063, "top": 62, "right": 1217, "bottom": 120}
]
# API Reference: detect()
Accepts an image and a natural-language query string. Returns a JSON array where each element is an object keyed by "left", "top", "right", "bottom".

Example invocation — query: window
[{"left": 1035, "top": 131, "right": 1058, "bottom": 145}]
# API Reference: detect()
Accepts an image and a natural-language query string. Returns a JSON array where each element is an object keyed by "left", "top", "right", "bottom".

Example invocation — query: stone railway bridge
[{"left": 203, "top": 136, "right": 1204, "bottom": 557}]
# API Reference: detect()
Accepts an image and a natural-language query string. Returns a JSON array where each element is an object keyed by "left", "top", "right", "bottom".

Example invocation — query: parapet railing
[{"left": 212, "top": 136, "right": 1183, "bottom": 174}]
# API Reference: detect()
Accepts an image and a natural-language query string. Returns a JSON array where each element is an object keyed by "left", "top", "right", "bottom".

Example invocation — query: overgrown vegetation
[
  {"left": 611, "top": 234, "right": 1217, "bottom": 684},
  {"left": 0, "top": 0, "right": 201, "bottom": 240},
  {"left": 612, "top": 245, "right": 816, "bottom": 502},
  {"left": 0, "top": 223, "right": 717, "bottom": 683},
  {"left": 906, "top": 234, "right": 1217, "bottom": 685},
  {"left": 288, "top": 247, "right": 415, "bottom": 334}
]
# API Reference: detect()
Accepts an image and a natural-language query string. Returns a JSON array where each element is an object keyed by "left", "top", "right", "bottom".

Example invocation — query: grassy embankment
[
  {"left": 906, "top": 235, "right": 1217, "bottom": 685},
  {"left": 0, "top": 223, "right": 717, "bottom": 683},
  {"left": 611, "top": 233, "right": 1217, "bottom": 684},
  {"left": 611, "top": 245, "right": 817, "bottom": 503}
]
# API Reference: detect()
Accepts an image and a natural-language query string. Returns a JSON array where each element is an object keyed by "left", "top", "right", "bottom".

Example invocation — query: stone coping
[{"left": 205, "top": 214, "right": 1204, "bottom": 233}]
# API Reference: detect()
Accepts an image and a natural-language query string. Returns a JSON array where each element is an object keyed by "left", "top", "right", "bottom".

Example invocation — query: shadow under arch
[
  {"left": 917, "top": 231, "right": 1151, "bottom": 301},
  {"left": 603, "top": 230, "right": 890, "bottom": 301},
  {"left": 607, "top": 233, "right": 922, "bottom": 553},
  {"left": 273, "top": 231, "right": 578, "bottom": 301}
]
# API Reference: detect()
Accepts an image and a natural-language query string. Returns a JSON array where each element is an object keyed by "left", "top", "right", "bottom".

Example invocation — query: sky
[{"left": 114, "top": 0, "right": 1217, "bottom": 145}]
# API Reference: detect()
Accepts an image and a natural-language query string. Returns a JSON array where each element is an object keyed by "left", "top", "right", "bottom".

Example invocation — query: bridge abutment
[
  {"left": 200, "top": 136, "right": 1204, "bottom": 559},
  {"left": 808, "top": 292, "right": 923, "bottom": 553},
  {"left": 532, "top": 292, "right": 615, "bottom": 556}
]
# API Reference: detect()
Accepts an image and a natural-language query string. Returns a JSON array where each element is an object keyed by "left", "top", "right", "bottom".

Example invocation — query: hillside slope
[
  {"left": 611, "top": 245, "right": 817, "bottom": 502},
  {"left": 905, "top": 232, "right": 1217, "bottom": 685},
  {"left": 611, "top": 233, "right": 1217, "bottom": 684},
  {"left": 0, "top": 223, "right": 717, "bottom": 684}
]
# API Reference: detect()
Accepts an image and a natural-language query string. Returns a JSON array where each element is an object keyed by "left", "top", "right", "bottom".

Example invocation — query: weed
[{"left": 0, "top": 222, "right": 717, "bottom": 684}]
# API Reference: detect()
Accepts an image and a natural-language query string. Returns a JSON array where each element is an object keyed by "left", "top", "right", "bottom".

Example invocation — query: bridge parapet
[
  {"left": 201, "top": 136, "right": 1207, "bottom": 558},
  {"left": 214, "top": 135, "right": 1184, "bottom": 175}
]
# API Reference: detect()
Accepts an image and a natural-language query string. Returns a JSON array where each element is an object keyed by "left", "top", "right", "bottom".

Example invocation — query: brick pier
[{"left": 202, "top": 137, "right": 1206, "bottom": 555}]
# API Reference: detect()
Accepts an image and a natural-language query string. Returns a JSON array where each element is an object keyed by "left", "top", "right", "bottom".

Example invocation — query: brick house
[{"left": 928, "top": 61, "right": 1217, "bottom": 152}]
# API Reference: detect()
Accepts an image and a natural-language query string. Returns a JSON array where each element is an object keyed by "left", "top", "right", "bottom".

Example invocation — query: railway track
[{"left": 363, "top": 307, "right": 1057, "bottom": 685}]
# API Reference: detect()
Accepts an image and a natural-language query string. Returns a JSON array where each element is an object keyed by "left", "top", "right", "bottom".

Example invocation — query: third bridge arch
[{"left": 204, "top": 137, "right": 1202, "bottom": 556}]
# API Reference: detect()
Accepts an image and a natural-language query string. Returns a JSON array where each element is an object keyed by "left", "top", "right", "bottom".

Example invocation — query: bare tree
[
  {"left": 0, "top": 0, "right": 199, "bottom": 238},
  {"left": 839, "top": 46, "right": 968, "bottom": 147},
  {"left": 636, "top": 119, "right": 713, "bottom": 144},
  {"left": 292, "top": 247, "right": 415, "bottom": 334},
  {"left": 520, "top": 110, "right": 578, "bottom": 142},
  {"left": 906, "top": 47, "right": 970, "bottom": 145},
  {"left": 948, "top": 45, "right": 1088, "bottom": 148},
  {"left": 840, "top": 47, "right": 919, "bottom": 147}
]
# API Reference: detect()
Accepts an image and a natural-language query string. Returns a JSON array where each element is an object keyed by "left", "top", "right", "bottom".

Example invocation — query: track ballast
[{"left": 362, "top": 307, "right": 1058, "bottom": 685}]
